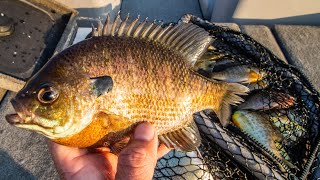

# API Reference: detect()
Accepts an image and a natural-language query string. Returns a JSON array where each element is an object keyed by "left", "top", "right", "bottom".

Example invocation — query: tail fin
[{"left": 216, "top": 83, "right": 249, "bottom": 127}]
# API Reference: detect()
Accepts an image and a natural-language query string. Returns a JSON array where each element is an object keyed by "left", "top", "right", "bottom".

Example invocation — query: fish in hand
[{"left": 5, "top": 14, "right": 248, "bottom": 152}]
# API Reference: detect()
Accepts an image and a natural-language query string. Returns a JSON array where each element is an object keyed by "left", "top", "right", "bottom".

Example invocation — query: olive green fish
[
  {"left": 232, "top": 110, "right": 295, "bottom": 169},
  {"left": 5, "top": 14, "right": 248, "bottom": 152},
  {"left": 209, "top": 65, "right": 265, "bottom": 84},
  {"left": 237, "top": 91, "right": 295, "bottom": 111}
]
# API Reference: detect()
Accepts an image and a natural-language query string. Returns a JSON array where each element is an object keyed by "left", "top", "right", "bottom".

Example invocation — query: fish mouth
[
  {"left": 5, "top": 114, "right": 24, "bottom": 124},
  {"left": 6, "top": 98, "right": 34, "bottom": 125},
  {"left": 5, "top": 113, "right": 54, "bottom": 138}
]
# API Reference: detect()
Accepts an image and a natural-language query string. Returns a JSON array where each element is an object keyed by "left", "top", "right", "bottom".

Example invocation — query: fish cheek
[
  {"left": 34, "top": 106, "right": 60, "bottom": 125},
  {"left": 34, "top": 98, "right": 69, "bottom": 126}
]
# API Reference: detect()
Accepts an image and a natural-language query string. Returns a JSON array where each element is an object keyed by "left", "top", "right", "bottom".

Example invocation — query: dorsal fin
[{"left": 91, "top": 13, "right": 213, "bottom": 66}]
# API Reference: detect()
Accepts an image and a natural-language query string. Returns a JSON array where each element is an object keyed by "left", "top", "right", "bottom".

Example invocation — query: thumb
[{"left": 116, "top": 123, "right": 158, "bottom": 180}]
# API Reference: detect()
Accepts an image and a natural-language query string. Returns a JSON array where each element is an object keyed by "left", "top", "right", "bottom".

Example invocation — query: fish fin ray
[
  {"left": 141, "top": 20, "right": 156, "bottom": 38},
  {"left": 117, "top": 14, "right": 129, "bottom": 36},
  {"left": 102, "top": 14, "right": 110, "bottom": 35},
  {"left": 126, "top": 15, "right": 140, "bottom": 36},
  {"left": 147, "top": 21, "right": 164, "bottom": 39},
  {"left": 91, "top": 24, "right": 99, "bottom": 37},
  {"left": 159, "top": 120, "right": 201, "bottom": 152},
  {"left": 216, "top": 83, "right": 249, "bottom": 127},
  {"left": 91, "top": 13, "right": 212, "bottom": 66},
  {"left": 111, "top": 12, "right": 121, "bottom": 36},
  {"left": 282, "top": 158, "right": 298, "bottom": 170},
  {"left": 159, "top": 23, "right": 212, "bottom": 66},
  {"left": 110, "top": 138, "right": 130, "bottom": 155}
]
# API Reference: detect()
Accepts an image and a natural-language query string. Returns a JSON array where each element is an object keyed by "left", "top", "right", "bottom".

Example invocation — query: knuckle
[{"left": 119, "top": 147, "right": 148, "bottom": 168}]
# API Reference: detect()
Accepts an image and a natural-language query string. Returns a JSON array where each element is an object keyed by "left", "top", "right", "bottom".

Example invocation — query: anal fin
[{"left": 159, "top": 120, "right": 201, "bottom": 152}]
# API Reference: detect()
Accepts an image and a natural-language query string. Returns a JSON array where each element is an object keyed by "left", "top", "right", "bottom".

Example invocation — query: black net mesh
[
  {"left": 309, "top": 143, "right": 320, "bottom": 179},
  {"left": 155, "top": 15, "right": 320, "bottom": 179},
  {"left": 154, "top": 148, "right": 214, "bottom": 179}
]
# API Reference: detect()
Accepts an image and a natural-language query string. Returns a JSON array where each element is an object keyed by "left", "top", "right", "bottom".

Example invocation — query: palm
[
  {"left": 49, "top": 141, "right": 118, "bottom": 180},
  {"left": 49, "top": 123, "right": 170, "bottom": 180}
]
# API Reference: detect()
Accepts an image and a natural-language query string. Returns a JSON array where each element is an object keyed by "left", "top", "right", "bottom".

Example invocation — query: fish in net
[{"left": 155, "top": 15, "right": 320, "bottom": 179}]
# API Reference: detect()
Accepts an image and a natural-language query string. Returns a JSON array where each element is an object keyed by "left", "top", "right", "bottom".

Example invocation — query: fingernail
[{"left": 134, "top": 123, "right": 155, "bottom": 141}]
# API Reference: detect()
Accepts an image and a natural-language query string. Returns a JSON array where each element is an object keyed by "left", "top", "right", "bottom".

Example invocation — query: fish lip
[
  {"left": 11, "top": 99, "right": 24, "bottom": 113},
  {"left": 5, "top": 113, "right": 24, "bottom": 124},
  {"left": 8, "top": 98, "right": 33, "bottom": 124}
]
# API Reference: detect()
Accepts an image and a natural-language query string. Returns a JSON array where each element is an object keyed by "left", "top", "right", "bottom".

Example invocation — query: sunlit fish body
[{"left": 5, "top": 14, "right": 248, "bottom": 152}]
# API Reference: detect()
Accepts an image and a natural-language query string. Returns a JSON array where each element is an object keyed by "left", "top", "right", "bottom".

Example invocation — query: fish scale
[
  {"left": 6, "top": 14, "right": 248, "bottom": 152},
  {"left": 87, "top": 37, "right": 219, "bottom": 131}
]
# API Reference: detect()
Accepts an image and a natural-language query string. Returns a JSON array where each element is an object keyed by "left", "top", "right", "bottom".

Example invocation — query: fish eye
[{"left": 37, "top": 85, "right": 59, "bottom": 104}]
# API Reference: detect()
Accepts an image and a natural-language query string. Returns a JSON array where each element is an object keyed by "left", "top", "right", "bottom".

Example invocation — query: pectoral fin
[
  {"left": 88, "top": 112, "right": 132, "bottom": 149},
  {"left": 110, "top": 138, "right": 130, "bottom": 155},
  {"left": 159, "top": 119, "right": 201, "bottom": 152}
]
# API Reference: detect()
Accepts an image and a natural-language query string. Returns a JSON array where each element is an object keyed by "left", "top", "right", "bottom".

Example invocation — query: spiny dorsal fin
[{"left": 91, "top": 13, "right": 212, "bottom": 66}]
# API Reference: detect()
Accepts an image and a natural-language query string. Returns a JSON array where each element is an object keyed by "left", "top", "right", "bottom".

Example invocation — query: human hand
[{"left": 49, "top": 123, "right": 170, "bottom": 180}]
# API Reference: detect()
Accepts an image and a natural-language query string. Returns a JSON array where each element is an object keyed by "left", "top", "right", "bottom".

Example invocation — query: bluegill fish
[
  {"left": 195, "top": 110, "right": 288, "bottom": 179},
  {"left": 195, "top": 52, "right": 268, "bottom": 91},
  {"left": 5, "top": 14, "right": 248, "bottom": 151},
  {"left": 237, "top": 91, "right": 295, "bottom": 111},
  {"left": 232, "top": 110, "right": 295, "bottom": 169},
  {"left": 195, "top": 53, "right": 269, "bottom": 92},
  {"left": 195, "top": 54, "right": 241, "bottom": 72},
  {"left": 209, "top": 65, "right": 265, "bottom": 84},
  {"left": 184, "top": 15, "right": 319, "bottom": 178}
]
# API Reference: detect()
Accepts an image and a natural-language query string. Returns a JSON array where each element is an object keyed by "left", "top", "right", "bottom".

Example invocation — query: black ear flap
[{"left": 90, "top": 76, "right": 113, "bottom": 97}]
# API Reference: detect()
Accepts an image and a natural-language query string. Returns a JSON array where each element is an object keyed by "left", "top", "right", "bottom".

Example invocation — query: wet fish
[
  {"left": 195, "top": 110, "right": 287, "bottom": 179},
  {"left": 195, "top": 52, "right": 240, "bottom": 70},
  {"left": 232, "top": 110, "right": 295, "bottom": 169},
  {"left": 194, "top": 55, "right": 242, "bottom": 78},
  {"left": 209, "top": 65, "right": 266, "bottom": 84},
  {"left": 5, "top": 14, "right": 248, "bottom": 151},
  {"left": 181, "top": 15, "right": 319, "bottom": 179},
  {"left": 237, "top": 91, "right": 295, "bottom": 111},
  {"left": 195, "top": 50, "right": 268, "bottom": 91}
]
